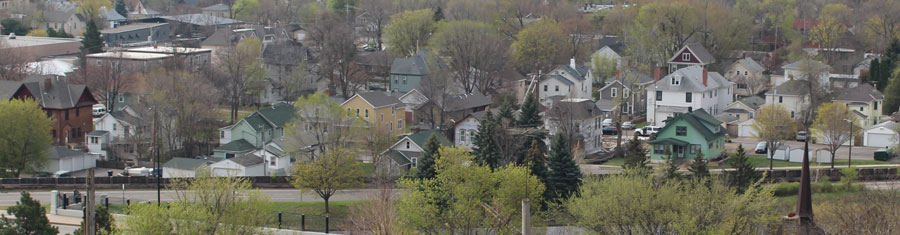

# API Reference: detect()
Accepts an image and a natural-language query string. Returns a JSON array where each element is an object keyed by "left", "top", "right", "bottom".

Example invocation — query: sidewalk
[{"left": 0, "top": 210, "right": 83, "bottom": 226}]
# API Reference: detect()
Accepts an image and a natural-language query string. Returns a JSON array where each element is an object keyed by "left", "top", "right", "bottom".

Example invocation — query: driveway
[{"left": 728, "top": 137, "right": 878, "bottom": 161}]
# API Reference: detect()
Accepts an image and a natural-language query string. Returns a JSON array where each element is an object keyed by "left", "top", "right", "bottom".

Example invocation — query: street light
[{"left": 844, "top": 119, "right": 853, "bottom": 168}]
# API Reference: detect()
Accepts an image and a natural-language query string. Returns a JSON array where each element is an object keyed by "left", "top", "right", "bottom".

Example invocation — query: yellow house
[
  {"left": 341, "top": 91, "right": 407, "bottom": 135},
  {"left": 832, "top": 84, "right": 885, "bottom": 129}
]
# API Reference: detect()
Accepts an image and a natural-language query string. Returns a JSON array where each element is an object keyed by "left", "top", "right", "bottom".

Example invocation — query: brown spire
[{"left": 796, "top": 139, "right": 813, "bottom": 220}]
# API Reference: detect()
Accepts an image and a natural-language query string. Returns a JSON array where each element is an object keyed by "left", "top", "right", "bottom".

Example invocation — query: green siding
[
  {"left": 650, "top": 119, "right": 725, "bottom": 161},
  {"left": 390, "top": 74, "right": 423, "bottom": 93}
]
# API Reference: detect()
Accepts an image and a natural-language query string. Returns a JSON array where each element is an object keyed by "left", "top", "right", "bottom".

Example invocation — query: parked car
[
  {"left": 602, "top": 126, "right": 618, "bottom": 135},
  {"left": 362, "top": 42, "right": 378, "bottom": 52},
  {"left": 795, "top": 131, "right": 808, "bottom": 141},
  {"left": 53, "top": 171, "right": 72, "bottom": 178},
  {"left": 755, "top": 142, "right": 767, "bottom": 154},
  {"left": 621, "top": 122, "right": 635, "bottom": 129},
  {"left": 33, "top": 172, "right": 52, "bottom": 178},
  {"left": 635, "top": 126, "right": 661, "bottom": 136},
  {"left": 601, "top": 119, "right": 613, "bottom": 126}
]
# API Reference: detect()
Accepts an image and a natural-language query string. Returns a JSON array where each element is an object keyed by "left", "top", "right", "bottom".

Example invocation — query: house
[
  {"left": 0, "top": 35, "right": 82, "bottom": 60},
  {"left": 776, "top": 59, "right": 830, "bottom": 87},
  {"left": 357, "top": 51, "right": 394, "bottom": 87},
  {"left": 162, "top": 157, "right": 217, "bottom": 178},
  {"left": 648, "top": 109, "right": 726, "bottom": 162},
  {"left": 591, "top": 35, "right": 626, "bottom": 70},
  {"left": 86, "top": 51, "right": 174, "bottom": 74},
  {"left": 765, "top": 80, "right": 810, "bottom": 120},
  {"left": 208, "top": 152, "right": 265, "bottom": 176},
  {"left": 248, "top": 138, "right": 294, "bottom": 176},
  {"left": 100, "top": 8, "right": 127, "bottom": 28},
  {"left": 215, "top": 103, "right": 296, "bottom": 159},
  {"left": 382, "top": 130, "right": 452, "bottom": 170},
  {"left": 667, "top": 43, "right": 716, "bottom": 73},
  {"left": 200, "top": 26, "right": 289, "bottom": 58},
  {"left": 389, "top": 50, "right": 431, "bottom": 94},
  {"left": 544, "top": 99, "right": 605, "bottom": 154},
  {"left": 124, "top": 0, "right": 159, "bottom": 20},
  {"left": 201, "top": 3, "right": 230, "bottom": 18},
  {"left": 42, "top": 10, "right": 86, "bottom": 37},
  {"left": 160, "top": 14, "right": 244, "bottom": 38},
  {"left": 260, "top": 42, "right": 318, "bottom": 104},
  {"left": 595, "top": 69, "right": 655, "bottom": 118},
  {"left": 91, "top": 107, "right": 150, "bottom": 160},
  {"left": 724, "top": 57, "right": 768, "bottom": 97},
  {"left": 717, "top": 95, "right": 765, "bottom": 137},
  {"left": 124, "top": 46, "right": 213, "bottom": 70},
  {"left": 100, "top": 23, "right": 171, "bottom": 47},
  {"left": 341, "top": 91, "right": 407, "bottom": 135},
  {"left": 453, "top": 110, "right": 488, "bottom": 149},
  {"left": 818, "top": 48, "right": 865, "bottom": 88},
  {"left": 85, "top": 130, "right": 110, "bottom": 159},
  {"left": 537, "top": 59, "right": 594, "bottom": 106},
  {"left": 645, "top": 66, "right": 734, "bottom": 126},
  {"left": 832, "top": 83, "right": 885, "bottom": 128},
  {"left": 41, "top": 146, "right": 99, "bottom": 174},
  {"left": 0, "top": 75, "right": 98, "bottom": 146},
  {"left": 864, "top": 121, "right": 898, "bottom": 148}
]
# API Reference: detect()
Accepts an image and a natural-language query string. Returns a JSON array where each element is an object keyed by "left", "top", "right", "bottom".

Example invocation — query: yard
[{"left": 717, "top": 154, "right": 892, "bottom": 169}]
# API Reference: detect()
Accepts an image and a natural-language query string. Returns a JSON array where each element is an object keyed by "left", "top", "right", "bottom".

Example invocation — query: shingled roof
[
  {"left": 18, "top": 75, "right": 97, "bottom": 109},
  {"left": 657, "top": 109, "right": 725, "bottom": 141},
  {"left": 263, "top": 42, "right": 311, "bottom": 65},
  {"left": 833, "top": 83, "right": 884, "bottom": 102},
  {"left": 390, "top": 50, "right": 429, "bottom": 75},
  {"left": 646, "top": 66, "right": 732, "bottom": 92},
  {"left": 735, "top": 57, "right": 766, "bottom": 73},
  {"left": 766, "top": 79, "right": 810, "bottom": 96},
  {"left": 669, "top": 43, "right": 716, "bottom": 65},
  {"left": 229, "top": 153, "right": 265, "bottom": 167},
  {"left": 350, "top": 91, "right": 402, "bottom": 108}
]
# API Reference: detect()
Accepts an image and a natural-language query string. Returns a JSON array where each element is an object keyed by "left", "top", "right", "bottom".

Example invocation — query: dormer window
[
  {"left": 682, "top": 53, "right": 691, "bottom": 61},
  {"left": 670, "top": 75, "right": 681, "bottom": 86}
]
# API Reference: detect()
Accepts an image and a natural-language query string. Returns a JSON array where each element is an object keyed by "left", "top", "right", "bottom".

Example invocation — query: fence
[{"left": 274, "top": 212, "right": 353, "bottom": 233}]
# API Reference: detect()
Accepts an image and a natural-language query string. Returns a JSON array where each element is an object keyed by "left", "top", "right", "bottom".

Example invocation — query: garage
[
  {"left": 738, "top": 119, "right": 757, "bottom": 138},
  {"left": 864, "top": 121, "right": 899, "bottom": 148}
]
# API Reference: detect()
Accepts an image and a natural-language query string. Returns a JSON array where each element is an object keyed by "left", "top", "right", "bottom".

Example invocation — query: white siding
[{"left": 454, "top": 117, "right": 480, "bottom": 149}]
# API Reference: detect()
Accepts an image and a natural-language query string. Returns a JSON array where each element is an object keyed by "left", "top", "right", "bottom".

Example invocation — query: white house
[
  {"left": 85, "top": 130, "right": 110, "bottom": 159},
  {"left": 776, "top": 59, "right": 830, "bottom": 87},
  {"left": 591, "top": 36, "right": 626, "bottom": 71},
  {"left": 42, "top": 147, "right": 99, "bottom": 174},
  {"left": 537, "top": 59, "right": 593, "bottom": 106},
  {"left": 249, "top": 138, "right": 294, "bottom": 176},
  {"left": 162, "top": 157, "right": 216, "bottom": 178},
  {"left": 382, "top": 130, "right": 451, "bottom": 169},
  {"left": 208, "top": 153, "right": 266, "bottom": 177},
  {"left": 765, "top": 80, "right": 810, "bottom": 120},
  {"left": 645, "top": 66, "right": 734, "bottom": 126},
  {"left": 453, "top": 111, "right": 486, "bottom": 149},
  {"left": 864, "top": 121, "right": 899, "bottom": 148},
  {"left": 724, "top": 57, "right": 768, "bottom": 97},
  {"left": 544, "top": 99, "right": 605, "bottom": 154}
]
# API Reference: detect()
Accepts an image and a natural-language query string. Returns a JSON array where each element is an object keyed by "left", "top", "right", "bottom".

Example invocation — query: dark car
[
  {"left": 33, "top": 172, "right": 52, "bottom": 178},
  {"left": 602, "top": 126, "right": 618, "bottom": 135},
  {"left": 755, "top": 142, "right": 767, "bottom": 154}
]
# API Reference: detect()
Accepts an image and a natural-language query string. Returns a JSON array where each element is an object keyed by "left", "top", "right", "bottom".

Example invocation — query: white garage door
[
  {"left": 739, "top": 125, "right": 756, "bottom": 138},
  {"left": 866, "top": 133, "right": 896, "bottom": 148}
]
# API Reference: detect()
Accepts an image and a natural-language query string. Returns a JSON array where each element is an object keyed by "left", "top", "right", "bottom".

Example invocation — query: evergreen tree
[
  {"left": 517, "top": 92, "right": 542, "bottom": 128},
  {"left": 622, "top": 134, "right": 647, "bottom": 169},
  {"left": 883, "top": 69, "right": 900, "bottom": 116},
  {"left": 547, "top": 134, "right": 582, "bottom": 201},
  {"left": 115, "top": 0, "right": 128, "bottom": 19},
  {"left": 74, "top": 206, "right": 116, "bottom": 235},
  {"left": 415, "top": 134, "right": 441, "bottom": 179},
  {"left": 473, "top": 111, "right": 500, "bottom": 169},
  {"left": 46, "top": 28, "right": 58, "bottom": 37},
  {"left": 688, "top": 149, "right": 710, "bottom": 179},
  {"left": 664, "top": 146, "right": 680, "bottom": 180},
  {"left": 497, "top": 101, "right": 516, "bottom": 127},
  {"left": 524, "top": 140, "right": 551, "bottom": 200},
  {"left": 80, "top": 20, "right": 104, "bottom": 54},
  {"left": 726, "top": 144, "right": 762, "bottom": 194},
  {"left": 0, "top": 192, "right": 58, "bottom": 234},
  {"left": 432, "top": 7, "right": 444, "bottom": 22},
  {"left": 864, "top": 58, "right": 880, "bottom": 84}
]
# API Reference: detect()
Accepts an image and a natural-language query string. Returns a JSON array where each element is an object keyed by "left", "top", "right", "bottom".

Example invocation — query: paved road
[
  {"left": 862, "top": 181, "right": 900, "bottom": 191},
  {"left": 0, "top": 189, "right": 387, "bottom": 206},
  {"left": 729, "top": 137, "right": 879, "bottom": 161}
]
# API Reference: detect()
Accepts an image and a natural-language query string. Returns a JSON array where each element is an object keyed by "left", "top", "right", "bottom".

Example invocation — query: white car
[
  {"left": 92, "top": 104, "right": 107, "bottom": 117},
  {"left": 601, "top": 119, "right": 614, "bottom": 126},
  {"left": 621, "top": 122, "right": 635, "bottom": 129},
  {"left": 636, "top": 126, "right": 661, "bottom": 136}
]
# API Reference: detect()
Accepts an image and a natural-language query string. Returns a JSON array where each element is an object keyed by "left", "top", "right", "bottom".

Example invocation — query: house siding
[
  {"left": 650, "top": 119, "right": 725, "bottom": 161},
  {"left": 390, "top": 74, "right": 422, "bottom": 94}
]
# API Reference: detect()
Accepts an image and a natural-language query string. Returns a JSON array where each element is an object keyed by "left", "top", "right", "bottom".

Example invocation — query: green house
[
  {"left": 214, "top": 103, "right": 296, "bottom": 159},
  {"left": 649, "top": 109, "right": 726, "bottom": 161}
]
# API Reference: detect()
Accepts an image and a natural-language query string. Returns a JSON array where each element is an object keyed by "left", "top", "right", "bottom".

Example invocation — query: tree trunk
[
  {"left": 830, "top": 152, "right": 835, "bottom": 169},
  {"left": 324, "top": 197, "right": 330, "bottom": 214}
]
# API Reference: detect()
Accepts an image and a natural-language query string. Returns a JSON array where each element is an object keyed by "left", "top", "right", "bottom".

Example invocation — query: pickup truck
[{"left": 635, "top": 126, "right": 661, "bottom": 136}]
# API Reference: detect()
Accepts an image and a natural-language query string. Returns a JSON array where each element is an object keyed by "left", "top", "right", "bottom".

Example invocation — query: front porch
[{"left": 649, "top": 138, "right": 689, "bottom": 162}]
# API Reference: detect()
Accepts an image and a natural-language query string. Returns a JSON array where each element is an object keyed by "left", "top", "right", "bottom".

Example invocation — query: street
[{"left": 728, "top": 137, "right": 881, "bottom": 161}]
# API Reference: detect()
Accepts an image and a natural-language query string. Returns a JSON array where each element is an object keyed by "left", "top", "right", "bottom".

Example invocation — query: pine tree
[
  {"left": 432, "top": 7, "right": 444, "bottom": 21},
  {"left": 517, "top": 92, "right": 542, "bottom": 128},
  {"left": 81, "top": 20, "right": 104, "bottom": 54},
  {"left": 473, "top": 111, "right": 500, "bottom": 169},
  {"left": 865, "top": 58, "right": 880, "bottom": 84},
  {"left": 688, "top": 149, "right": 710, "bottom": 179},
  {"left": 664, "top": 146, "right": 680, "bottom": 180},
  {"left": 547, "top": 134, "right": 582, "bottom": 201},
  {"left": 115, "top": 0, "right": 128, "bottom": 19},
  {"left": 415, "top": 134, "right": 441, "bottom": 179},
  {"left": 524, "top": 140, "right": 550, "bottom": 199},
  {"left": 74, "top": 206, "right": 116, "bottom": 235},
  {"left": 0, "top": 192, "right": 58, "bottom": 234},
  {"left": 622, "top": 134, "right": 647, "bottom": 169},
  {"left": 497, "top": 101, "right": 516, "bottom": 127},
  {"left": 727, "top": 144, "right": 762, "bottom": 194}
]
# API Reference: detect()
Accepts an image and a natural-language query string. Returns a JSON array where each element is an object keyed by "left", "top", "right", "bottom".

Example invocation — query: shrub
[{"left": 772, "top": 182, "right": 800, "bottom": 196}]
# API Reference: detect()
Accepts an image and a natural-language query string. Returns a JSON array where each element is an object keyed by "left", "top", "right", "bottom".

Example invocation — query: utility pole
[
  {"left": 521, "top": 198, "right": 530, "bottom": 235},
  {"left": 85, "top": 168, "right": 96, "bottom": 235},
  {"left": 153, "top": 109, "right": 160, "bottom": 206}
]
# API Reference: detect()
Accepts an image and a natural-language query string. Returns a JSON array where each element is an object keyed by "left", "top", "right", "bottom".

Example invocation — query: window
[
  {"left": 365, "top": 109, "right": 369, "bottom": 118},
  {"left": 611, "top": 88, "right": 617, "bottom": 97},
  {"left": 682, "top": 53, "right": 691, "bottom": 61},
  {"left": 75, "top": 108, "right": 79, "bottom": 117},
  {"left": 65, "top": 110, "right": 69, "bottom": 120},
  {"left": 685, "top": 92, "right": 692, "bottom": 103},
  {"left": 402, "top": 77, "right": 407, "bottom": 84},
  {"left": 656, "top": 91, "right": 663, "bottom": 101},
  {"left": 676, "top": 126, "right": 687, "bottom": 136},
  {"left": 791, "top": 111, "right": 795, "bottom": 118},
  {"left": 555, "top": 85, "right": 559, "bottom": 92},
  {"left": 356, "top": 108, "right": 360, "bottom": 116},
  {"left": 860, "top": 106, "right": 864, "bottom": 112},
  {"left": 544, "top": 85, "right": 548, "bottom": 92},
  {"left": 118, "top": 95, "right": 124, "bottom": 103},
  {"left": 411, "top": 157, "right": 418, "bottom": 168},
  {"left": 744, "top": 71, "right": 748, "bottom": 76},
  {"left": 459, "top": 130, "right": 464, "bottom": 142},
  {"left": 690, "top": 144, "right": 699, "bottom": 154},
  {"left": 653, "top": 145, "right": 665, "bottom": 154},
  {"left": 875, "top": 101, "right": 879, "bottom": 110},
  {"left": 52, "top": 130, "right": 56, "bottom": 138},
  {"left": 90, "top": 137, "right": 99, "bottom": 144},
  {"left": 270, "top": 158, "right": 276, "bottom": 166},
  {"left": 406, "top": 141, "right": 410, "bottom": 149},
  {"left": 469, "top": 130, "right": 475, "bottom": 142},
  {"left": 113, "top": 123, "right": 117, "bottom": 131},
  {"left": 624, "top": 89, "right": 629, "bottom": 98},
  {"left": 226, "top": 153, "right": 235, "bottom": 158},
  {"left": 220, "top": 131, "right": 224, "bottom": 138},
  {"left": 47, "top": 110, "right": 52, "bottom": 117},
  {"left": 380, "top": 114, "right": 384, "bottom": 121},
  {"left": 397, "top": 120, "right": 402, "bottom": 129},
  {"left": 779, "top": 96, "right": 783, "bottom": 103},
  {"left": 737, "top": 83, "right": 748, "bottom": 89}
]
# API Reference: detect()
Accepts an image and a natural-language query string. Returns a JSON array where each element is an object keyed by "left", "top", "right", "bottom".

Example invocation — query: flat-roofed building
[
  {"left": 125, "top": 46, "right": 212, "bottom": 69},
  {"left": 100, "top": 23, "right": 170, "bottom": 47},
  {"left": 0, "top": 34, "right": 82, "bottom": 60},
  {"left": 86, "top": 51, "right": 173, "bottom": 73}
]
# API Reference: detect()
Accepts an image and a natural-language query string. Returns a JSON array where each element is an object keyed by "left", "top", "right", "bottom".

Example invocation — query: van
[{"left": 92, "top": 104, "right": 107, "bottom": 117}]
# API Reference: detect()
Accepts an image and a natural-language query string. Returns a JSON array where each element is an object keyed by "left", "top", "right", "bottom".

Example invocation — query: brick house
[{"left": 0, "top": 75, "right": 98, "bottom": 146}]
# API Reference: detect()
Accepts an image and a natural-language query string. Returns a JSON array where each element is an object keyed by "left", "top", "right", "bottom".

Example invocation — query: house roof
[
  {"left": 44, "top": 10, "right": 76, "bottom": 23},
  {"left": 736, "top": 95, "right": 765, "bottom": 110},
  {"left": 595, "top": 35, "right": 625, "bottom": 53},
  {"left": 388, "top": 150, "right": 421, "bottom": 166},
  {"left": 867, "top": 121, "right": 898, "bottom": 132},
  {"left": 357, "top": 51, "right": 394, "bottom": 67},
  {"left": 548, "top": 100, "right": 601, "bottom": 120},
  {"left": 833, "top": 83, "right": 884, "bottom": 102},
  {"left": 0, "top": 80, "right": 23, "bottom": 100},
  {"left": 659, "top": 109, "right": 725, "bottom": 141},
  {"left": 445, "top": 92, "right": 492, "bottom": 112},
  {"left": 202, "top": 3, "right": 230, "bottom": 11},
  {"left": 109, "top": 110, "right": 144, "bottom": 126},
  {"left": 86, "top": 130, "right": 109, "bottom": 136},
  {"left": 161, "top": 14, "right": 243, "bottom": 27},
  {"left": 390, "top": 51, "right": 429, "bottom": 75},
  {"left": 714, "top": 113, "right": 740, "bottom": 123},
  {"left": 163, "top": 157, "right": 212, "bottom": 170},
  {"left": 554, "top": 64, "right": 591, "bottom": 81},
  {"left": 649, "top": 137, "right": 690, "bottom": 146},
  {"left": 782, "top": 59, "right": 830, "bottom": 71},
  {"left": 541, "top": 74, "right": 574, "bottom": 85},
  {"left": 407, "top": 130, "right": 451, "bottom": 147},
  {"left": 215, "top": 139, "right": 256, "bottom": 152},
  {"left": 595, "top": 99, "right": 616, "bottom": 111},
  {"left": 243, "top": 113, "right": 273, "bottom": 131},
  {"left": 48, "top": 146, "right": 86, "bottom": 160},
  {"left": 101, "top": 9, "right": 127, "bottom": 22},
  {"left": 20, "top": 75, "right": 97, "bottom": 109},
  {"left": 735, "top": 57, "right": 766, "bottom": 73},
  {"left": 263, "top": 42, "right": 310, "bottom": 65},
  {"left": 256, "top": 103, "right": 296, "bottom": 128},
  {"left": 100, "top": 23, "right": 167, "bottom": 34},
  {"left": 352, "top": 91, "right": 402, "bottom": 108},
  {"left": 669, "top": 43, "right": 716, "bottom": 65},
  {"left": 766, "top": 79, "right": 810, "bottom": 96},
  {"left": 852, "top": 110, "right": 868, "bottom": 119},
  {"left": 646, "top": 66, "right": 732, "bottom": 92},
  {"left": 230, "top": 153, "right": 265, "bottom": 167}
]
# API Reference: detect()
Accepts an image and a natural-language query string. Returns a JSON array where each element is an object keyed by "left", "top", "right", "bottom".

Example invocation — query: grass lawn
[
  {"left": 717, "top": 154, "right": 892, "bottom": 169},
  {"left": 600, "top": 157, "right": 625, "bottom": 166},
  {"left": 106, "top": 200, "right": 362, "bottom": 219},
  {"left": 0, "top": 204, "right": 50, "bottom": 214}
]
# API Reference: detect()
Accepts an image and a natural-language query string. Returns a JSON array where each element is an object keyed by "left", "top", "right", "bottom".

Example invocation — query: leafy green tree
[
  {"left": 395, "top": 146, "right": 544, "bottom": 234},
  {"left": 0, "top": 99, "right": 53, "bottom": 178},
  {"left": 664, "top": 146, "right": 680, "bottom": 180},
  {"left": 291, "top": 148, "right": 363, "bottom": 214},
  {"left": 473, "top": 111, "right": 500, "bottom": 169},
  {"left": 623, "top": 134, "right": 647, "bottom": 169},
  {"left": 567, "top": 169, "right": 780, "bottom": 234},
  {"left": 0, "top": 19, "right": 30, "bottom": 36},
  {"left": 327, "top": 0, "right": 357, "bottom": 15},
  {"left": 516, "top": 92, "right": 542, "bottom": 128},
  {"left": 726, "top": 144, "right": 762, "bottom": 194},
  {"left": 753, "top": 104, "right": 797, "bottom": 170},
  {"left": 813, "top": 102, "right": 861, "bottom": 169},
  {"left": 384, "top": 9, "right": 435, "bottom": 57},
  {"left": 547, "top": 134, "right": 582, "bottom": 201},
  {"left": 115, "top": 0, "right": 128, "bottom": 18},
  {"left": 73, "top": 206, "right": 115, "bottom": 235},
  {"left": 510, "top": 19, "right": 567, "bottom": 74},
  {"left": 689, "top": 149, "right": 710, "bottom": 179},
  {"left": 0, "top": 192, "right": 58, "bottom": 235},
  {"left": 415, "top": 134, "right": 441, "bottom": 179},
  {"left": 81, "top": 20, "right": 104, "bottom": 53}
]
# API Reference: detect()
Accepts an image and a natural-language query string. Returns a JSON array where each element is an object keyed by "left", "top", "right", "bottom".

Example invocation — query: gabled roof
[
  {"left": 548, "top": 100, "right": 601, "bottom": 120},
  {"left": 109, "top": 110, "right": 144, "bottom": 126},
  {"left": 554, "top": 64, "right": 591, "bottom": 81},
  {"left": 668, "top": 43, "right": 716, "bottom": 65},
  {"left": 345, "top": 91, "right": 402, "bottom": 108},
  {"left": 766, "top": 79, "right": 810, "bottom": 96},
  {"left": 595, "top": 35, "right": 625, "bottom": 54},
  {"left": 659, "top": 109, "right": 725, "bottom": 141},
  {"left": 0, "top": 80, "right": 25, "bottom": 100},
  {"left": 407, "top": 130, "right": 451, "bottom": 147},
  {"left": 229, "top": 153, "right": 265, "bottom": 167},
  {"left": 20, "top": 75, "right": 97, "bottom": 109},
  {"left": 782, "top": 59, "right": 830, "bottom": 71},
  {"left": 867, "top": 121, "right": 898, "bottom": 132},
  {"left": 256, "top": 103, "right": 296, "bottom": 128},
  {"left": 215, "top": 139, "right": 256, "bottom": 152},
  {"left": 100, "top": 9, "right": 127, "bottom": 22},
  {"left": 445, "top": 92, "right": 492, "bottom": 112},
  {"left": 735, "top": 95, "right": 765, "bottom": 110},
  {"left": 646, "top": 66, "right": 732, "bottom": 92},
  {"left": 390, "top": 51, "right": 429, "bottom": 75},
  {"left": 388, "top": 151, "right": 413, "bottom": 166},
  {"left": 86, "top": 130, "right": 109, "bottom": 136},
  {"left": 48, "top": 146, "right": 87, "bottom": 160},
  {"left": 201, "top": 3, "right": 230, "bottom": 11},
  {"left": 44, "top": 10, "right": 77, "bottom": 23},
  {"left": 833, "top": 83, "right": 884, "bottom": 102},
  {"left": 164, "top": 157, "right": 213, "bottom": 170},
  {"left": 734, "top": 57, "right": 766, "bottom": 73}
]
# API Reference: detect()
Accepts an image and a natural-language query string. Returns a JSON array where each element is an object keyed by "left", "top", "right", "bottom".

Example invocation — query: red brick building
[{"left": 0, "top": 75, "right": 98, "bottom": 146}]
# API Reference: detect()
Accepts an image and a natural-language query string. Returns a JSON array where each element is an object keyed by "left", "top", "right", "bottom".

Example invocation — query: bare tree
[
  {"left": 309, "top": 15, "right": 365, "bottom": 98},
  {"left": 217, "top": 37, "right": 265, "bottom": 124},
  {"left": 81, "top": 53, "right": 133, "bottom": 110},
  {"left": 496, "top": 0, "right": 542, "bottom": 39},
  {"left": 283, "top": 92, "right": 364, "bottom": 160},
  {"left": 364, "top": 123, "right": 397, "bottom": 178},
  {"left": 417, "top": 70, "right": 453, "bottom": 129},
  {"left": 428, "top": 20, "right": 508, "bottom": 94},
  {"left": 349, "top": 182, "right": 397, "bottom": 234},
  {"left": 561, "top": 16, "right": 594, "bottom": 62},
  {"left": 0, "top": 42, "right": 30, "bottom": 81},
  {"left": 359, "top": 0, "right": 394, "bottom": 50},
  {"left": 147, "top": 67, "right": 222, "bottom": 158}
]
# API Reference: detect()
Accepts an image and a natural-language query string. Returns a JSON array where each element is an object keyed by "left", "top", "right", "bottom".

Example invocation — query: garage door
[
  {"left": 866, "top": 133, "right": 896, "bottom": 148},
  {"left": 739, "top": 125, "right": 756, "bottom": 137}
]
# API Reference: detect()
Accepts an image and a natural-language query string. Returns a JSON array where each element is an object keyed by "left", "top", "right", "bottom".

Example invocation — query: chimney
[
  {"left": 653, "top": 66, "right": 661, "bottom": 81},
  {"left": 570, "top": 58, "right": 576, "bottom": 69},
  {"left": 615, "top": 70, "right": 620, "bottom": 80},
  {"left": 44, "top": 77, "right": 52, "bottom": 90},
  {"left": 702, "top": 69, "right": 708, "bottom": 87}
]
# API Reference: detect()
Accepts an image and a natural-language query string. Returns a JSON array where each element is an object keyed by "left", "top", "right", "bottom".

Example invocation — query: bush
[
  {"left": 770, "top": 181, "right": 864, "bottom": 197},
  {"left": 772, "top": 182, "right": 800, "bottom": 196}
]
